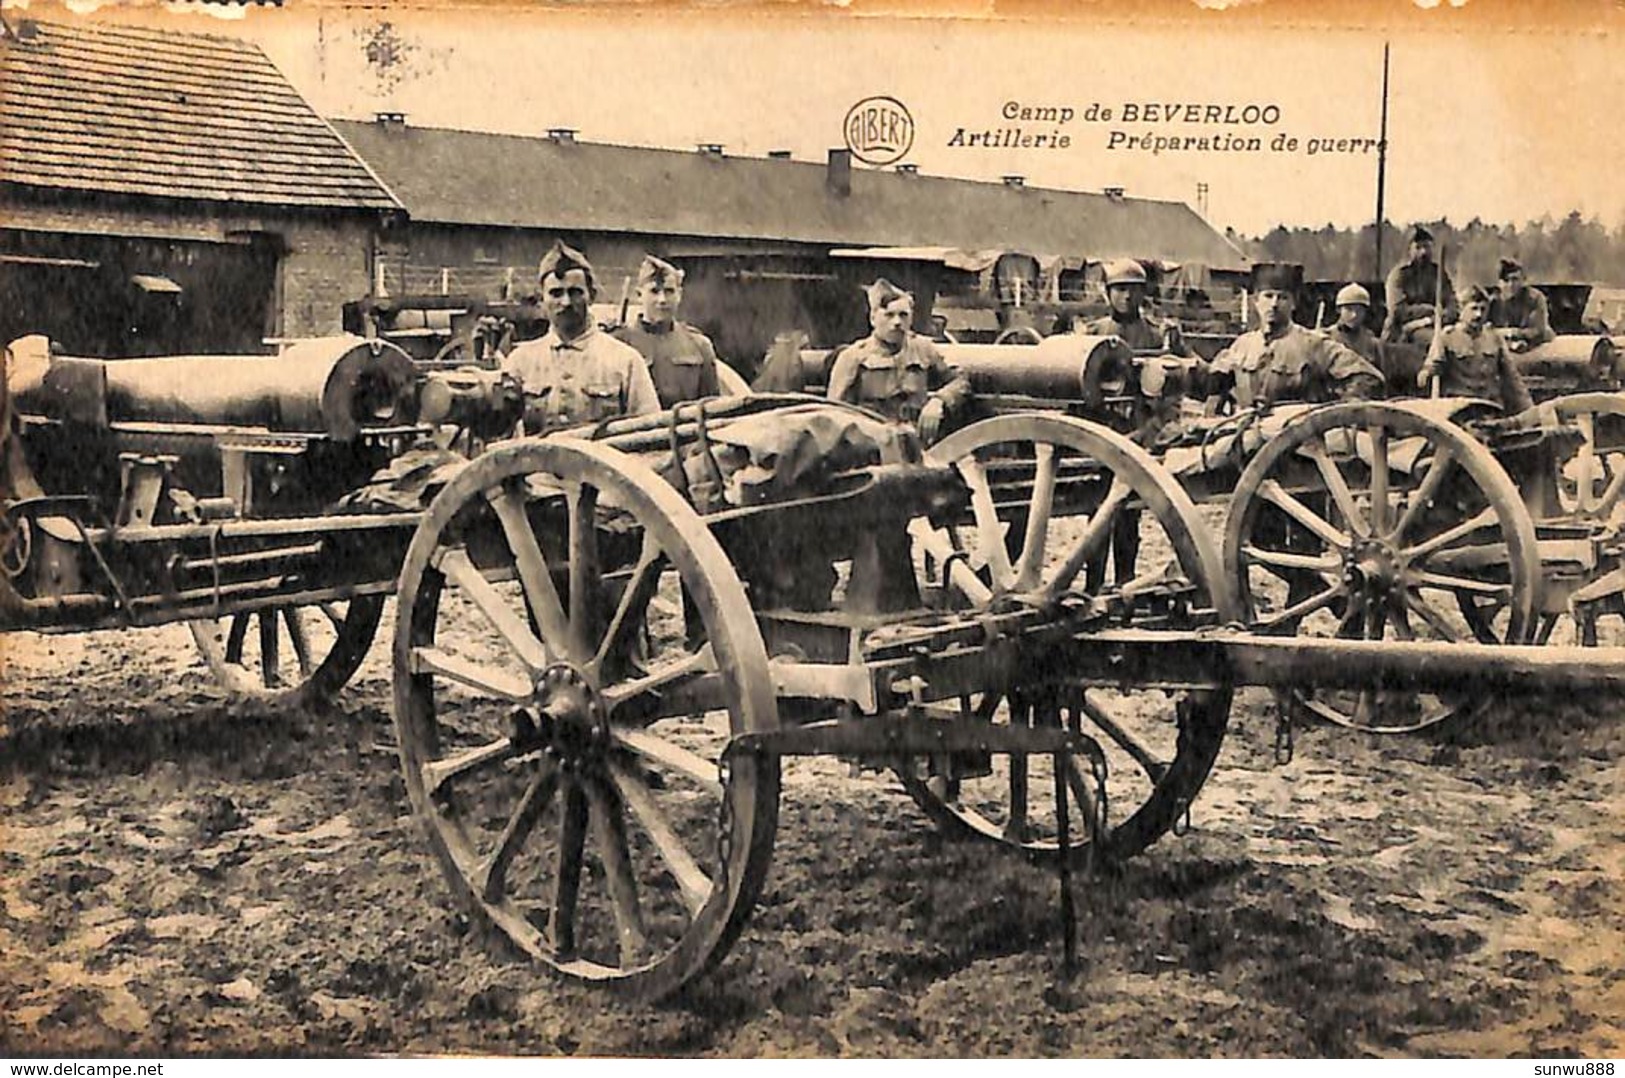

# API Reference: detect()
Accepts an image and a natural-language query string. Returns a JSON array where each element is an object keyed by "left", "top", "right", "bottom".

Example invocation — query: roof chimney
[
  {"left": 767, "top": 149, "right": 792, "bottom": 160},
  {"left": 546, "top": 127, "right": 578, "bottom": 144},
  {"left": 826, "top": 148, "right": 852, "bottom": 198},
  {"left": 374, "top": 111, "right": 407, "bottom": 129},
  {"left": 895, "top": 163, "right": 919, "bottom": 175},
  {"left": 1001, "top": 175, "right": 1026, "bottom": 188},
  {"left": 697, "top": 143, "right": 726, "bottom": 157},
  {"left": 1103, "top": 186, "right": 1126, "bottom": 200},
  {"left": 13, "top": 18, "right": 40, "bottom": 43}
]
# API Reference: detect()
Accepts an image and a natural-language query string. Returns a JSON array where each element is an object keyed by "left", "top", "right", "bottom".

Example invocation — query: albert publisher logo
[{"left": 844, "top": 96, "right": 915, "bottom": 166}]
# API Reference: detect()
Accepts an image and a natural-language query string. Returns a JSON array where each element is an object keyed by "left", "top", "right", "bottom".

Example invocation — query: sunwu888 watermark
[{"left": 1535, "top": 1064, "right": 1615, "bottom": 1075}]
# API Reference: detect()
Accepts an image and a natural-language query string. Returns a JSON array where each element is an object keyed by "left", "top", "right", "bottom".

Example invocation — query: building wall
[{"left": 0, "top": 190, "right": 387, "bottom": 343}]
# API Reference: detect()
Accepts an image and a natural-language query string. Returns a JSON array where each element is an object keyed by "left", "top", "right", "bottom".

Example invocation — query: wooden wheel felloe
[
  {"left": 188, "top": 596, "right": 384, "bottom": 708},
  {"left": 1224, "top": 401, "right": 1540, "bottom": 734},
  {"left": 392, "top": 438, "right": 779, "bottom": 1001},
  {"left": 903, "top": 413, "right": 1236, "bottom": 863}
]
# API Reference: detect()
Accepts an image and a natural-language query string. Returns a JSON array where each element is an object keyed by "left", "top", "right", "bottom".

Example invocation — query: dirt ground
[{"left": 2, "top": 615, "right": 1622, "bottom": 1058}]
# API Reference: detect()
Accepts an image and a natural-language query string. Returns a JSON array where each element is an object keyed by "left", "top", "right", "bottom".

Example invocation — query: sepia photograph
[{"left": 0, "top": 0, "right": 1622, "bottom": 1059}]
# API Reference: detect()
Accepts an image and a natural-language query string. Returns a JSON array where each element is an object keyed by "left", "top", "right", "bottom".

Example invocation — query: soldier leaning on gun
[
  {"left": 827, "top": 278, "right": 971, "bottom": 443},
  {"left": 501, "top": 241, "right": 660, "bottom": 436},
  {"left": 1083, "top": 259, "right": 1193, "bottom": 356},
  {"left": 1419, "top": 282, "right": 1535, "bottom": 413},
  {"left": 1488, "top": 257, "right": 1555, "bottom": 354},
  {"left": 611, "top": 255, "right": 723, "bottom": 408},
  {"left": 1206, "top": 262, "right": 1384, "bottom": 413},
  {"left": 1382, "top": 225, "right": 1457, "bottom": 347}
]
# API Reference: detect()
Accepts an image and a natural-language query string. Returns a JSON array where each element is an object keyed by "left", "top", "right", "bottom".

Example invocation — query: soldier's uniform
[
  {"left": 827, "top": 280, "right": 971, "bottom": 426},
  {"left": 502, "top": 241, "right": 660, "bottom": 436},
  {"left": 610, "top": 255, "right": 723, "bottom": 408},
  {"left": 1382, "top": 227, "right": 1457, "bottom": 345},
  {"left": 1213, "top": 324, "right": 1383, "bottom": 408},
  {"left": 1330, "top": 322, "right": 1383, "bottom": 367},
  {"left": 1084, "top": 259, "right": 1193, "bottom": 356},
  {"left": 1422, "top": 288, "right": 1534, "bottom": 413}
]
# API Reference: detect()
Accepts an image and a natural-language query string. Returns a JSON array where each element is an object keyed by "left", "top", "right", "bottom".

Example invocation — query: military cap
[
  {"left": 1250, "top": 262, "right": 1304, "bottom": 293},
  {"left": 1410, "top": 225, "right": 1434, "bottom": 245},
  {"left": 864, "top": 278, "right": 914, "bottom": 311},
  {"left": 1498, "top": 257, "right": 1524, "bottom": 280},
  {"left": 1457, "top": 282, "right": 1493, "bottom": 305},
  {"left": 637, "top": 254, "right": 684, "bottom": 288},
  {"left": 537, "top": 240, "right": 595, "bottom": 288},
  {"left": 1103, "top": 258, "right": 1149, "bottom": 288},
  {"left": 1335, "top": 283, "right": 1371, "bottom": 308}
]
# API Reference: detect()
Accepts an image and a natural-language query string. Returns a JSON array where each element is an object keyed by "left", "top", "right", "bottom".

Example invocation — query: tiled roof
[
  {"left": 331, "top": 120, "right": 1247, "bottom": 270},
  {"left": 0, "top": 19, "right": 398, "bottom": 211}
]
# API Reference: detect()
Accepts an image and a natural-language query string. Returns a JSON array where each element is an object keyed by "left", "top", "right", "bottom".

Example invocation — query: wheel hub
[
  {"left": 534, "top": 663, "right": 611, "bottom": 767},
  {"left": 1347, "top": 538, "right": 1403, "bottom": 592}
]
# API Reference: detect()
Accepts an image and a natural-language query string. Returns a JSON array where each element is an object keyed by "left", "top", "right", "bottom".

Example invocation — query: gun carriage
[{"left": 7, "top": 331, "right": 1625, "bottom": 1002}]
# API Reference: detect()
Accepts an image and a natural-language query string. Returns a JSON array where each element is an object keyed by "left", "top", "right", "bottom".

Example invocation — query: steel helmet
[
  {"left": 1103, "top": 259, "right": 1148, "bottom": 287},
  {"left": 1335, "top": 283, "right": 1371, "bottom": 308}
]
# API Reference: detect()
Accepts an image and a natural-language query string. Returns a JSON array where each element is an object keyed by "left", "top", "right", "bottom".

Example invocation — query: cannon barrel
[
  {"left": 800, "top": 335, "right": 1136, "bottom": 402},
  {"left": 1514, "top": 335, "right": 1623, "bottom": 393},
  {"left": 26, "top": 336, "right": 419, "bottom": 442}
]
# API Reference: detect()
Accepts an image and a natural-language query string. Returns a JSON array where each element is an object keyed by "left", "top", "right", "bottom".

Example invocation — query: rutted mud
[{"left": 1, "top": 621, "right": 1621, "bottom": 1057}]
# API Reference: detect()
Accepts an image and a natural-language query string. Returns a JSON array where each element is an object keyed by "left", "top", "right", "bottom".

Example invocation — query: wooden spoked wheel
[
  {"left": 1547, "top": 393, "right": 1625, "bottom": 527},
  {"left": 902, "top": 414, "right": 1236, "bottom": 864},
  {"left": 188, "top": 596, "right": 384, "bottom": 707},
  {"left": 392, "top": 439, "right": 779, "bottom": 1001},
  {"left": 1225, "top": 402, "right": 1540, "bottom": 734}
]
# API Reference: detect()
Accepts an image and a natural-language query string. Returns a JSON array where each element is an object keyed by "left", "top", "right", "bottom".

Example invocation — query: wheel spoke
[
  {"left": 1387, "top": 446, "right": 1457, "bottom": 541},
  {"left": 258, "top": 611, "right": 281, "bottom": 687},
  {"left": 283, "top": 607, "right": 313, "bottom": 677},
  {"left": 607, "top": 760, "right": 712, "bottom": 918},
  {"left": 436, "top": 548, "right": 550, "bottom": 673},
  {"left": 1368, "top": 425, "right": 1391, "bottom": 536},
  {"left": 1006, "top": 753, "right": 1030, "bottom": 843},
  {"left": 1014, "top": 443, "right": 1059, "bottom": 590},
  {"left": 588, "top": 536, "right": 666, "bottom": 677},
  {"left": 1048, "top": 477, "right": 1133, "bottom": 595},
  {"left": 1079, "top": 693, "right": 1167, "bottom": 784},
  {"left": 567, "top": 482, "right": 603, "bottom": 658},
  {"left": 583, "top": 776, "right": 649, "bottom": 966},
  {"left": 1409, "top": 570, "right": 1511, "bottom": 597},
  {"left": 1402, "top": 589, "right": 1463, "bottom": 642},
  {"left": 550, "top": 779, "right": 589, "bottom": 959},
  {"left": 475, "top": 759, "right": 559, "bottom": 903},
  {"left": 1064, "top": 756, "right": 1107, "bottom": 840},
  {"left": 226, "top": 613, "right": 250, "bottom": 665},
  {"left": 1256, "top": 582, "right": 1346, "bottom": 631},
  {"left": 1303, "top": 437, "right": 1370, "bottom": 538},
  {"left": 956, "top": 456, "right": 1015, "bottom": 590},
  {"left": 600, "top": 646, "right": 716, "bottom": 713},
  {"left": 610, "top": 728, "right": 723, "bottom": 797},
  {"left": 319, "top": 602, "right": 347, "bottom": 631},
  {"left": 1401, "top": 506, "right": 1498, "bottom": 561},
  {"left": 409, "top": 645, "right": 533, "bottom": 701},
  {"left": 1258, "top": 479, "right": 1353, "bottom": 551},
  {"left": 1386, "top": 595, "right": 1415, "bottom": 641},
  {"left": 1241, "top": 545, "right": 1342, "bottom": 574},
  {"left": 422, "top": 734, "right": 524, "bottom": 800},
  {"left": 487, "top": 483, "right": 577, "bottom": 659}
]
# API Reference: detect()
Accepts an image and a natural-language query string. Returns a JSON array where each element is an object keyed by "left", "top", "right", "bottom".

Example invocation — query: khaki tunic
[
  {"left": 826, "top": 333, "right": 971, "bottom": 424},
  {"left": 1425, "top": 323, "right": 1534, "bottom": 413},
  {"left": 610, "top": 319, "right": 722, "bottom": 408},
  {"left": 1082, "top": 313, "right": 1192, "bottom": 356},
  {"left": 1212, "top": 323, "right": 1383, "bottom": 408},
  {"left": 502, "top": 327, "right": 660, "bottom": 435},
  {"left": 1489, "top": 286, "right": 1555, "bottom": 347}
]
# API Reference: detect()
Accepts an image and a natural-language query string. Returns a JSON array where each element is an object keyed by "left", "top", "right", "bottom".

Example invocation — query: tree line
[{"left": 1226, "top": 213, "right": 1625, "bottom": 287}]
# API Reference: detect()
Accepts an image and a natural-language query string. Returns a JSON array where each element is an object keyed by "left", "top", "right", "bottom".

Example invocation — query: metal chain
[{"left": 714, "top": 746, "right": 735, "bottom": 895}]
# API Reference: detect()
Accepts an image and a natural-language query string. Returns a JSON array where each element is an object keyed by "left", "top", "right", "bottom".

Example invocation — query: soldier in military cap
[
  {"left": 1419, "top": 282, "right": 1534, "bottom": 413},
  {"left": 1084, "top": 258, "right": 1192, "bottom": 356},
  {"left": 827, "top": 278, "right": 971, "bottom": 442},
  {"left": 1488, "top": 258, "right": 1555, "bottom": 354},
  {"left": 1382, "top": 225, "right": 1457, "bottom": 346},
  {"left": 1328, "top": 283, "right": 1383, "bottom": 366},
  {"left": 501, "top": 240, "right": 660, "bottom": 436},
  {"left": 1206, "top": 263, "right": 1384, "bottom": 413},
  {"left": 610, "top": 255, "right": 724, "bottom": 408}
]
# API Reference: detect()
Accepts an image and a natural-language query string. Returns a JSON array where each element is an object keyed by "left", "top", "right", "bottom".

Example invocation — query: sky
[{"left": 17, "top": 2, "right": 1625, "bottom": 236}]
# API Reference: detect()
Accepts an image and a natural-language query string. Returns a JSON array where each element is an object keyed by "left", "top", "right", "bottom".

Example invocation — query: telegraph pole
[{"left": 1373, "top": 41, "right": 1391, "bottom": 279}]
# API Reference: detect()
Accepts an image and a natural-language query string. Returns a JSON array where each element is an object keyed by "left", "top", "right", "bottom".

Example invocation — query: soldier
[
  {"left": 1382, "top": 225, "right": 1457, "bottom": 346},
  {"left": 1084, "top": 259, "right": 1192, "bottom": 356},
  {"left": 1489, "top": 258, "right": 1555, "bottom": 354},
  {"left": 1328, "top": 283, "right": 1383, "bottom": 366},
  {"left": 501, "top": 240, "right": 660, "bottom": 436},
  {"left": 1419, "top": 283, "right": 1534, "bottom": 413},
  {"left": 827, "top": 278, "right": 971, "bottom": 442},
  {"left": 1206, "top": 263, "right": 1384, "bottom": 413},
  {"left": 610, "top": 255, "right": 724, "bottom": 408}
]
